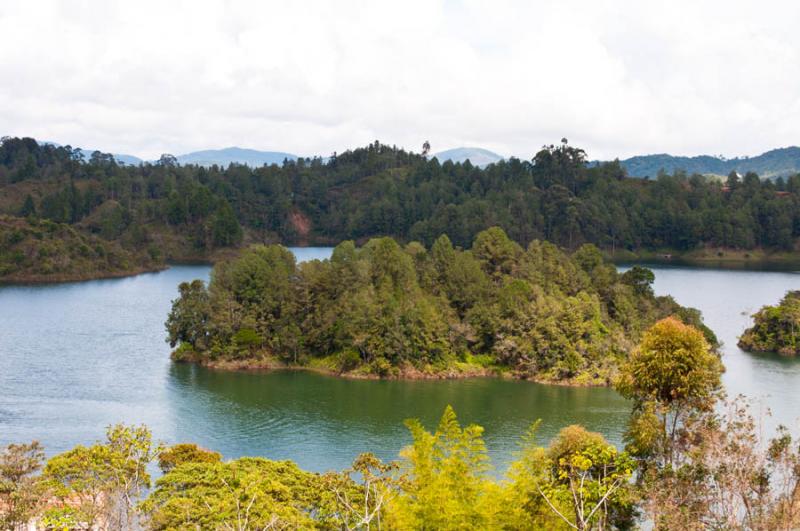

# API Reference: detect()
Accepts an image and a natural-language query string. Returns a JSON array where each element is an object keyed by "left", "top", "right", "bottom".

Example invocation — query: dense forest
[
  {"left": 739, "top": 290, "right": 800, "bottom": 355},
  {"left": 165, "top": 228, "right": 714, "bottom": 384},
  {"left": 5, "top": 318, "right": 800, "bottom": 530},
  {"left": 2, "top": 136, "right": 800, "bottom": 281}
]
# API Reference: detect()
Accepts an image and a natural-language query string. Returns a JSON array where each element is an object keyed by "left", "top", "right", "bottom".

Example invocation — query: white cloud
[{"left": 0, "top": 0, "right": 799, "bottom": 160}]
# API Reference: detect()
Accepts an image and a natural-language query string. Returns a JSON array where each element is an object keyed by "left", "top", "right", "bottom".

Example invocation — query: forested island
[
  {"left": 6, "top": 318, "right": 800, "bottom": 530},
  {"left": 3, "top": 136, "right": 800, "bottom": 282},
  {"left": 166, "top": 227, "right": 714, "bottom": 384},
  {"left": 739, "top": 290, "right": 800, "bottom": 355}
]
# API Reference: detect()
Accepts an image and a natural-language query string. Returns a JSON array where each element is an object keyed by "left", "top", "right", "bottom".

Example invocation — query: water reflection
[{"left": 166, "top": 364, "right": 628, "bottom": 472}]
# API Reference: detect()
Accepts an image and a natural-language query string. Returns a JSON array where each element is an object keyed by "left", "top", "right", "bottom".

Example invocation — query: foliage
[
  {"left": 2, "top": 136, "right": 800, "bottom": 277},
  {"left": 12, "top": 395, "right": 800, "bottom": 530},
  {"left": 321, "top": 453, "right": 398, "bottom": 530},
  {"left": 739, "top": 290, "right": 800, "bottom": 355},
  {"left": 616, "top": 317, "right": 723, "bottom": 466},
  {"left": 0, "top": 215, "right": 157, "bottom": 282},
  {"left": 0, "top": 441, "right": 45, "bottom": 530},
  {"left": 640, "top": 397, "right": 800, "bottom": 530},
  {"left": 157, "top": 443, "right": 221, "bottom": 473},
  {"left": 166, "top": 229, "right": 710, "bottom": 382},
  {"left": 502, "top": 423, "right": 636, "bottom": 531},
  {"left": 39, "top": 424, "right": 162, "bottom": 529},
  {"left": 385, "top": 405, "right": 498, "bottom": 529},
  {"left": 140, "top": 457, "right": 339, "bottom": 530}
]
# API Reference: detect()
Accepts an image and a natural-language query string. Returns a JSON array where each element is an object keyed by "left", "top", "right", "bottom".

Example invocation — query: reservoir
[{"left": 2, "top": 250, "right": 799, "bottom": 473}]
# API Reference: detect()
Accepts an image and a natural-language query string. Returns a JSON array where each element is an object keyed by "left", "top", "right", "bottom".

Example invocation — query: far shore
[
  {"left": 5, "top": 245, "right": 800, "bottom": 287},
  {"left": 0, "top": 264, "right": 169, "bottom": 286}
]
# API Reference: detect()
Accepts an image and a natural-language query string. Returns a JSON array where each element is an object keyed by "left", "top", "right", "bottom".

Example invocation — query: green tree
[
  {"left": 18, "top": 194, "right": 36, "bottom": 218},
  {"left": 212, "top": 200, "right": 243, "bottom": 247},
  {"left": 616, "top": 317, "right": 723, "bottom": 467},
  {"left": 165, "top": 279, "right": 211, "bottom": 353}
]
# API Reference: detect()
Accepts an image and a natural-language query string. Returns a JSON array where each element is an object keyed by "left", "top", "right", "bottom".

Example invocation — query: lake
[{"left": 2, "top": 249, "right": 800, "bottom": 474}]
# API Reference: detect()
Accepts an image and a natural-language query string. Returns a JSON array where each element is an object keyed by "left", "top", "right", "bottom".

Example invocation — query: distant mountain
[
  {"left": 434, "top": 147, "right": 503, "bottom": 167},
  {"left": 175, "top": 147, "right": 297, "bottom": 167},
  {"left": 108, "top": 152, "right": 143, "bottom": 165},
  {"left": 611, "top": 147, "right": 800, "bottom": 180}
]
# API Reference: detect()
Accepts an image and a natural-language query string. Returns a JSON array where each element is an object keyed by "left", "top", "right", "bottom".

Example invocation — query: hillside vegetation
[
  {"left": 0, "top": 215, "right": 160, "bottom": 283},
  {"left": 166, "top": 228, "right": 714, "bottom": 384},
  {"left": 3, "top": 136, "right": 800, "bottom": 282}
]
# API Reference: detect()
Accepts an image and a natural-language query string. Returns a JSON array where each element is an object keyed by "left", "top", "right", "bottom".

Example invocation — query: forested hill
[
  {"left": 2, "top": 136, "right": 800, "bottom": 276},
  {"left": 609, "top": 146, "right": 800, "bottom": 179}
]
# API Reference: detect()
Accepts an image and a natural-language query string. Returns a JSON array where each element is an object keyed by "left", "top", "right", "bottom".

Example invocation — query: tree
[
  {"left": 536, "top": 426, "right": 636, "bottom": 530},
  {"left": 616, "top": 317, "right": 723, "bottom": 467},
  {"left": 40, "top": 424, "right": 162, "bottom": 529},
  {"left": 141, "top": 457, "right": 335, "bottom": 530},
  {"left": 165, "top": 191, "right": 188, "bottom": 225},
  {"left": 642, "top": 397, "right": 800, "bottom": 530},
  {"left": 739, "top": 290, "right": 800, "bottom": 355},
  {"left": 0, "top": 441, "right": 45, "bottom": 530},
  {"left": 165, "top": 279, "right": 211, "bottom": 352},
  {"left": 157, "top": 154, "right": 177, "bottom": 167},
  {"left": 322, "top": 453, "right": 398, "bottom": 530},
  {"left": 620, "top": 266, "right": 655, "bottom": 297},
  {"left": 158, "top": 443, "right": 221, "bottom": 473},
  {"left": 18, "top": 194, "right": 36, "bottom": 218},
  {"left": 386, "top": 405, "right": 499, "bottom": 529},
  {"left": 212, "top": 200, "right": 243, "bottom": 247}
]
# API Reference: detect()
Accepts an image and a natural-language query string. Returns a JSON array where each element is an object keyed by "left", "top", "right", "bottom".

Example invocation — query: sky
[{"left": 1, "top": 0, "right": 799, "bottom": 161}]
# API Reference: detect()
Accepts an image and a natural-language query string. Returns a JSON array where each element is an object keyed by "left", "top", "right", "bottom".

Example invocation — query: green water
[{"left": 2, "top": 251, "right": 800, "bottom": 474}]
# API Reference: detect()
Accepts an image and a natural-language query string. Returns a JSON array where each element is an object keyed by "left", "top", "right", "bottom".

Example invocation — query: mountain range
[
  {"left": 42, "top": 142, "right": 297, "bottom": 168},
  {"left": 608, "top": 147, "right": 800, "bottom": 180},
  {"left": 39, "top": 140, "right": 800, "bottom": 178}
]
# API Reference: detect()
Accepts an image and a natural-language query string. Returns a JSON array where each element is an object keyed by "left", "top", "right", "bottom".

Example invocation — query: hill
[
  {"left": 0, "top": 215, "right": 161, "bottom": 283},
  {"left": 433, "top": 147, "right": 503, "bottom": 167},
  {"left": 175, "top": 147, "right": 298, "bottom": 167},
  {"left": 612, "top": 147, "right": 800, "bottom": 179},
  {"left": 3, "top": 136, "right": 800, "bottom": 284}
]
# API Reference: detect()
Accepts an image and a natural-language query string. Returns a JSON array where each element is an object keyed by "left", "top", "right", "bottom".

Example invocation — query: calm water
[
  {"left": 1, "top": 251, "right": 799, "bottom": 474},
  {"left": 642, "top": 265, "right": 800, "bottom": 431}
]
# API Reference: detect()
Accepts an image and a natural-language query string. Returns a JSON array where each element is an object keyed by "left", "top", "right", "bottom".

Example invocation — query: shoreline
[
  {"left": 0, "top": 264, "right": 169, "bottom": 286},
  {"left": 609, "top": 247, "right": 800, "bottom": 271},
  {"left": 6, "top": 245, "right": 800, "bottom": 286},
  {"left": 174, "top": 356, "right": 611, "bottom": 388}
]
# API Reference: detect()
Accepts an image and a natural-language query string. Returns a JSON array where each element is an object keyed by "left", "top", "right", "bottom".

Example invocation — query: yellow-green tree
[
  {"left": 0, "top": 441, "right": 45, "bottom": 530},
  {"left": 140, "top": 457, "right": 339, "bottom": 530},
  {"left": 616, "top": 317, "right": 722, "bottom": 467},
  {"left": 386, "top": 405, "right": 501, "bottom": 529},
  {"left": 39, "top": 424, "right": 161, "bottom": 530},
  {"left": 503, "top": 424, "right": 635, "bottom": 531}
]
